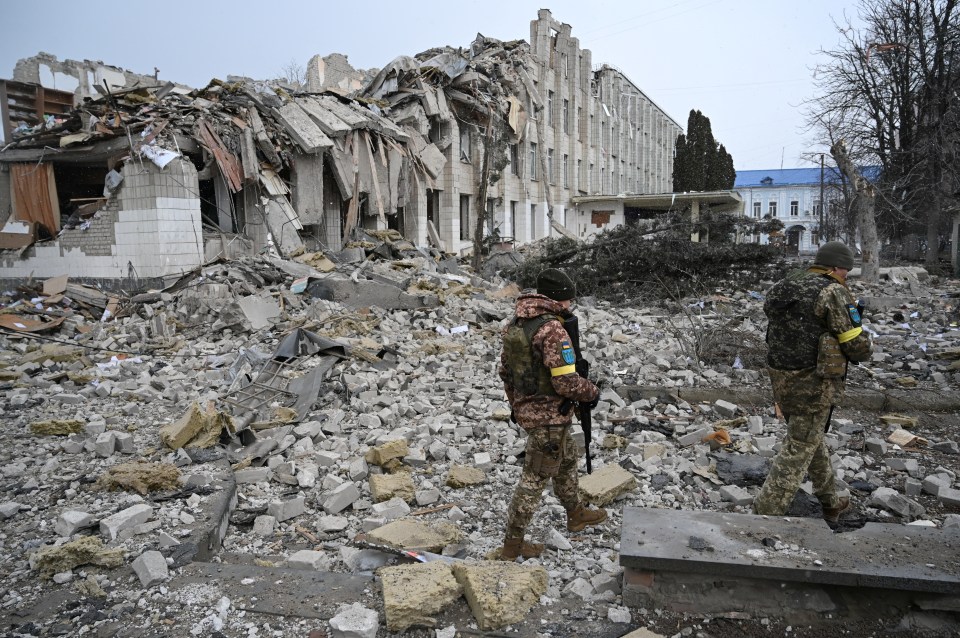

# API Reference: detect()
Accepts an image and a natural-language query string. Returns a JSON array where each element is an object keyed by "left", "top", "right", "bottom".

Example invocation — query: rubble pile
[{"left": 1, "top": 255, "right": 959, "bottom": 636}]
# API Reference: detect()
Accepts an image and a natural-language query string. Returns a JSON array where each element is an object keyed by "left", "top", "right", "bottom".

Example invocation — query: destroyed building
[{"left": 0, "top": 10, "right": 680, "bottom": 289}]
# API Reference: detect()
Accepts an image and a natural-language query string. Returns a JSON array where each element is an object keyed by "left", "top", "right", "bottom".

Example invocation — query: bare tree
[
  {"left": 281, "top": 58, "right": 306, "bottom": 88},
  {"left": 808, "top": 0, "right": 960, "bottom": 267}
]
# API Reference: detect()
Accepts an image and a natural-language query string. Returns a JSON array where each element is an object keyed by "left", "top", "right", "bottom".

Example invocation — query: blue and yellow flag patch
[
  {"left": 847, "top": 303, "right": 861, "bottom": 326},
  {"left": 560, "top": 340, "right": 576, "bottom": 365}
]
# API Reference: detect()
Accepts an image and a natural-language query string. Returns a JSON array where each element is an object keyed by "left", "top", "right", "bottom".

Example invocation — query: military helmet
[{"left": 814, "top": 241, "right": 855, "bottom": 270}]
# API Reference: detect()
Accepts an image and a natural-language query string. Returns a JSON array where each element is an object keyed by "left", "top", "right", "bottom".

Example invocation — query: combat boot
[
  {"left": 822, "top": 497, "right": 850, "bottom": 526},
  {"left": 500, "top": 538, "right": 544, "bottom": 560},
  {"left": 567, "top": 505, "right": 607, "bottom": 532}
]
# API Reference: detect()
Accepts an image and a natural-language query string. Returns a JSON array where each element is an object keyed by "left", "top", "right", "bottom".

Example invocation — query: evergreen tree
[{"left": 673, "top": 110, "right": 736, "bottom": 192}]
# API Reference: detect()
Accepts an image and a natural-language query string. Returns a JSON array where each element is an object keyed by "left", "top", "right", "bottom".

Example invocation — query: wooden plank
[
  {"left": 10, "top": 163, "right": 60, "bottom": 234},
  {"left": 259, "top": 167, "right": 290, "bottom": 196},
  {"left": 296, "top": 97, "right": 352, "bottom": 137},
  {"left": 273, "top": 102, "right": 333, "bottom": 153},
  {"left": 196, "top": 119, "right": 244, "bottom": 193}
]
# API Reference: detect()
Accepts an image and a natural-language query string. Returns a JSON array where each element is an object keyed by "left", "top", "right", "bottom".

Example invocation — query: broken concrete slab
[
  {"left": 160, "top": 402, "right": 233, "bottom": 450},
  {"left": 366, "top": 519, "right": 461, "bottom": 552},
  {"left": 100, "top": 503, "right": 153, "bottom": 540},
  {"left": 452, "top": 561, "right": 548, "bottom": 630},
  {"left": 307, "top": 276, "right": 439, "bottom": 310},
  {"left": 869, "top": 487, "right": 926, "bottom": 519},
  {"left": 237, "top": 294, "right": 282, "bottom": 330},
  {"left": 328, "top": 602, "right": 379, "bottom": 638},
  {"left": 364, "top": 439, "right": 409, "bottom": 466},
  {"left": 132, "top": 550, "right": 169, "bottom": 587},
  {"left": 378, "top": 561, "right": 462, "bottom": 631},
  {"left": 579, "top": 464, "right": 638, "bottom": 506},
  {"left": 620, "top": 507, "right": 960, "bottom": 596}
]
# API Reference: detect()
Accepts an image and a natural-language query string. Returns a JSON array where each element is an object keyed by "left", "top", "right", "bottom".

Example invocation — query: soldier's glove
[
  {"left": 583, "top": 395, "right": 600, "bottom": 411},
  {"left": 856, "top": 300, "right": 865, "bottom": 318}
]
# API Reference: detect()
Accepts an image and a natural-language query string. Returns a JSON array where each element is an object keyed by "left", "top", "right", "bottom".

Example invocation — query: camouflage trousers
[
  {"left": 754, "top": 405, "right": 840, "bottom": 516},
  {"left": 504, "top": 426, "right": 580, "bottom": 539}
]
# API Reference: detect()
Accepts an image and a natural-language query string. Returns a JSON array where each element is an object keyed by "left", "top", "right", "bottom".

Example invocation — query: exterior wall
[
  {"left": 12, "top": 52, "right": 179, "bottom": 104},
  {"left": 444, "top": 9, "right": 680, "bottom": 253},
  {"left": 0, "top": 159, "right": 203, "bottom": 282}
]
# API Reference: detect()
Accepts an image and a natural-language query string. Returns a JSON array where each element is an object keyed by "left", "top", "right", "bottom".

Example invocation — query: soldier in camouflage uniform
[
  {"left": 497, "top": 269, "right": 608, "bottom": 560},
  {"left": 753, "top": 241, "right": 873, "bottom": 525}
]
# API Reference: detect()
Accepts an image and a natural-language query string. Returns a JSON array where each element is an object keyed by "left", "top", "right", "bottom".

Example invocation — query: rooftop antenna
[{"left": 780, "top": 147, "right": 785, "bottom": 170}]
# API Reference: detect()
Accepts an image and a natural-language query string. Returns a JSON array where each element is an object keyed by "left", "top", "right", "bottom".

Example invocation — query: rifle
[{"left": 561, "top": 315, "right": 594, "bottom": 474}]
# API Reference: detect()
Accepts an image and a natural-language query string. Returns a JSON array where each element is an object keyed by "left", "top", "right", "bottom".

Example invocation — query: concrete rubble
[{"left": 1, "top": 251, "right": 959, "bottom": 636}]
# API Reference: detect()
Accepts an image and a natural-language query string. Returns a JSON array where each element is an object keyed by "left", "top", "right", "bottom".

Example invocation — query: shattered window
[
  {"left": 510, "top": 144, "right": 520, "bottom": 176},
  {"left": 547, "top": 91, "right": 555, "bottom": 127},
  {"left": 460, "top": 127, "right": 471, "bottom": 162},
  {"left": 563, "top": 154, "right": 569, "bottom": 188},
  {"left": 529, "top": 143, "right": 538, "bottom": 181},
  {"left": 563, "top": 99, "right": 570, "bottom": 134},
  {"left": 460, "top": 194, "right": 471, "bottom": 240},
  {"left": 547, "top": 149, "right": 555, "bottom": 184}
]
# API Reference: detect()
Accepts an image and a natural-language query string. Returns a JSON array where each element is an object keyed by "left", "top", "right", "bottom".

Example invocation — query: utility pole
[{"left": 819, "top": 153, "right": 826, "bottom": 242}]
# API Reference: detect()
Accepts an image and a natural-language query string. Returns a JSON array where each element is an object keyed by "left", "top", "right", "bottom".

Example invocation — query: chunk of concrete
[
  {"left": 235, "top": 467, "right": 272, "bottom": 484},
  {"left": 719, "top": 485, "right": 754, "bottom": 506},
  {"left": 159, "top": 402, "right": 231, "bottom": 450},
  {"left": 267, "top": 495, "right": 305, "bottom": 522},
  {"left": 677, "top": 427, "right": 711, "bottom": 447},
  {"left": 0, "top": 502, "right": 22, "bottom": 519},
  {"left": 329, "top": 602, "right": 379, "bottom": 638},
  {"left": 366, "top": 519, "right": 461, "bottom": 552},
  {"left": 379, "top": 562, "right": 462, "bottom": 632},
  {"left": 939, "top": 487, "right": 960, "bottom": 508},
  {"left": 869, "top": 487, "right": 925, "bottom": 518},
  {"left": 713, "top": 399, "right": 739, "bottom": 418},
  {"left": 100, "top": 503, "right": 153, "bottom": 540},
  {"left": 452, "top": 561, "right": 548, "bottom": 630},
  {"left": 287, "top": 550, "right": 330, "bottom": 570},
  {"left": 55, "top": 510, "right": 94, "bottom": 537},
  {"left": 371, "top": 497, "right": 411, "bottom": 521},
  {"left": 365, "top": 439, "right": 409, "bottom": 466},
  {"left": 132, "top": 550, "right": 168, "bottom": 587},
  {"left": 323, "top": 482, "right": 362, "bottom": 514},
  {"left": 865, "top": 438, "right": 888, "bottom": 455},
  {"left": 369, "top": 472, "right": 415, "bottom": 503},
  {"left": 445, "top": 465, "right": 486, "bottom": 488},
  {"left": 579, "top": 464, "right": 638, "bottom": 506},
  {"left": 253, "top": 515, "right": 276, "bottom": 536},
  {"left": 886, "top": 458, "right": 920, "bottom": 475}
]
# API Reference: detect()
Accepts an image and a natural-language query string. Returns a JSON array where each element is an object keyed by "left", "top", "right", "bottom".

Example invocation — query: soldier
[
  {"left": 497, "top": 268, "right": 608, "bottom": 560},
  {"left": 753, "top": 241, "right": 872, "bottom": 526}
]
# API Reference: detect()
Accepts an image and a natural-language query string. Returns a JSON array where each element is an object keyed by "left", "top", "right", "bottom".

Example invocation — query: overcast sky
[{"left": 1, "top": 0, "right": 861, "bottom": 170}]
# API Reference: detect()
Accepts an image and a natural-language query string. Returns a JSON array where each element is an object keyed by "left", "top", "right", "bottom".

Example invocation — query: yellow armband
[
  {"left": 837, "top": 326, "right": 862, "bottom": 344},
  {"left": 550, "top": 364, "right": 576, "bottom": 377}
]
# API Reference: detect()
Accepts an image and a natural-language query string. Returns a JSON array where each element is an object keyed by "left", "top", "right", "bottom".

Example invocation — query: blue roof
[{"left": 735, "top": 167, "right": 880, "bottom": 188}]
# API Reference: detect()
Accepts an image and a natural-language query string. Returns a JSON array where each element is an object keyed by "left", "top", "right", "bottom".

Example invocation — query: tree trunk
[
  {"left": 472, "top": 111, "right": 494, "bottom": 273},
  {"left": 831, "top": 140, "right": 880, "bottom": 283},
  {"left": 926, "top": 192, "right": 941, "bottom": 267}
]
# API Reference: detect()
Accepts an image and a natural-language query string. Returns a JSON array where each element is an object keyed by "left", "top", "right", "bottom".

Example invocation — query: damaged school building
[{"left": 0, "top": 10, "right": 682, "bottom": 289}]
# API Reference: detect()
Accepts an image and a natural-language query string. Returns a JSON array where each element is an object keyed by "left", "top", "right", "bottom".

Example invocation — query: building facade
[{"left": 735, "top": 168, "right": 841, "bottom": 254}]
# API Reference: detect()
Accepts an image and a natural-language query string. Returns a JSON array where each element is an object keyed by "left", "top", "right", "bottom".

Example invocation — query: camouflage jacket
[
  {"left": 498, "top": 294, "right": 599, "bottom": 430},
  {"left": 765, "top": 267, "right": 872, "bottom": 415}
]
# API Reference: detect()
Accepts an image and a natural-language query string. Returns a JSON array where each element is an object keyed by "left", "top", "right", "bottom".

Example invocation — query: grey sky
[{"left": 1, "top": 0, "right": 860, "bottom": 171}]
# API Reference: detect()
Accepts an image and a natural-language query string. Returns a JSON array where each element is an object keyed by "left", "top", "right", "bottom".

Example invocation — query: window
[
  {"left": 510, "top": 201, "right": 518, "bottom": 239},
  {"left": 577, "top": 159, "right": 583, "bottom": 190},
  {"left": 790, "top": 200, "right": 799, "bottom": 216},
  {"left": 563, "top": 99, "right": 570, "bottom": 134},
  {"left": 459, "top": 195, "right": 470, "bottom": 240},
  {"left": 578, "top": 107, "right": 583, "bottom": 140},
  {"left": 768, "top": 201, "right": 778, "bottom": 216},
  {"left": 460, "top": 127, "right": 471, "bottom": 162},
  {"left": 529, "top": 143, "right": 538, "bottom": 180},
  {"left": 752, "top": 201, "right": 761, "bottom": 217},
  {"left": 547, "top": 91, "right": 555, "bottom": 127},
  {"left": 530, "top": 203, "right": 536, "bottom": 238},
  {"left": 547, "top": 149, "right": 555, "bottom": 183},
  {"left": 562, "top": 53, "right": 569, "bottom": 78},
  {"left": 509, "top": 144, "right": 519, "bottom": 176},
  {"left": 813, "top": 201, "right": 823, "bottom": 216},
  {"left": 563, "top": 154, "right": 569, "bottom": 188},
  {"left": 589, "top": 162, "right": 594, "bottom": 192}
]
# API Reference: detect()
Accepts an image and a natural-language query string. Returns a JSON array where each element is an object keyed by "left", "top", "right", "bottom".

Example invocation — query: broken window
[
  {"left": 563, "top": 154, "right": 569, "bottom": 189},
  {"left": 510, "top": 201, "right": 518, "bottom": 239},
  {"left": 460, "top": 127, "right": 472, "bottom": 162},
  {"left": 529, "top": 143, "right": 538, "bottom": 181},
  {"left": 509, "top": 144, "right": 519, "bottom": 176},
  {"left": 547, "top": 91, "right": 555, "bottom": 127},
  {"left": 427, "top": 189, "right": 440, "bottom": 230},
  {"left": 562, "top": 99, "right": 570, "bottom": 134},
  {"left": 459, "top": 194, "right": 470, "bottom": 240},
  {"left": 547, "top": 149, "right": 555, "bottom": 184}
]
